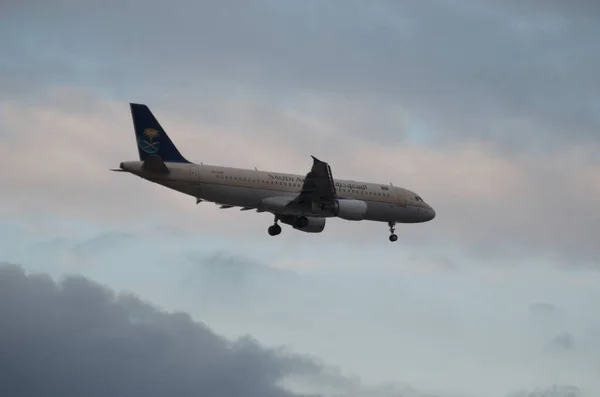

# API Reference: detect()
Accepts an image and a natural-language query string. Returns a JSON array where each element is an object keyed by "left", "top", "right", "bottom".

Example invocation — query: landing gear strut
[
  {"left": 388, "top": 221, "right": 398, "bottom": 242},
  {"left": 268, "top": 216, "right": 282, "bottom": 236}
]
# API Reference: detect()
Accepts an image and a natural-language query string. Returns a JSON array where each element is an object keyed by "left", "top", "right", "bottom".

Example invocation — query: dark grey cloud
[
  {"left": 2, "top": 0, "right": 599, "bottom": 150},
  {"left": 5, "top": 262, "right": 499, "bottom": 397},
  {"left": 0, "top": 262, "right": 324, "bottom": 397},
  {"left": 0, "top": 255, "right": 596, "bottom": 397}
]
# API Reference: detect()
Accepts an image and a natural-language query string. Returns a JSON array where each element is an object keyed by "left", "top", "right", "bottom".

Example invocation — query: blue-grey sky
[{"left": 1, "top": 1, "right": 599, "bottom": 396}]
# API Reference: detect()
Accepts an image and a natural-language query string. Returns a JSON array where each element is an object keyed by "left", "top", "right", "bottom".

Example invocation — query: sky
[{"left": 1, "top": 1, "right": 599, "bottom": 396}]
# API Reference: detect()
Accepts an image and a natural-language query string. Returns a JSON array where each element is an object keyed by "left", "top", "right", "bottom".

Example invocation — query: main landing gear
[
  {"left": 388, "top": 221, "right": 398, "bottom": 242},
  {"left": 268, "top": 216, "right": 282, "bottom": 236}
]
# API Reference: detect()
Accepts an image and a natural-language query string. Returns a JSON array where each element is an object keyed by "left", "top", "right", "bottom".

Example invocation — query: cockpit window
[{"left": 415, "top": 196, "right": 423, "bottom": 202}]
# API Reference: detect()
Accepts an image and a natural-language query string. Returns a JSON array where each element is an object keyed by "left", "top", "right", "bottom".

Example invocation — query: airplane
[{"left": 112, "top": 103, "right": 436, "bottom": 242}]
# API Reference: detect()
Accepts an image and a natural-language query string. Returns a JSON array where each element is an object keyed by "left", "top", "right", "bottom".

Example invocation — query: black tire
[{"left": 268, "top": 225, "right": 282, "bottom": 236}]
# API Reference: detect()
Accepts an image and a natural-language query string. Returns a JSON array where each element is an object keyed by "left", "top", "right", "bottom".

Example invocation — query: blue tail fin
[{"left": 129, "top": 103, "right": 190, "bottom": 163}]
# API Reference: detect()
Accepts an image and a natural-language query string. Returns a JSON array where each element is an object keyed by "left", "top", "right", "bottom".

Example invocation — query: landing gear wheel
[
  {"left": 268, "top": 224, "right": 282, "bottom": 236},
  {"left": 388, "top": 221, "right": 397, "bottom": 242}
]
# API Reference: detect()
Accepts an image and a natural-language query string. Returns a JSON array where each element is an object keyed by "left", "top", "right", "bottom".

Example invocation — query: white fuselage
[{"left": 120, "top": 161, "right": 436, "bottom": 224}]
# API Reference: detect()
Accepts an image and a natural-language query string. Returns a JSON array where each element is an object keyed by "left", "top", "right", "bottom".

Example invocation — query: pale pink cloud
[{"left": 1, "top": 88, "right": 599, "bottom": 262}]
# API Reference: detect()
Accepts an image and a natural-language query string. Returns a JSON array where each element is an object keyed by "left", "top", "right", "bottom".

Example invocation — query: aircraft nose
[{"left": 425, "top": 206, "right": 436, "bottom": 221}]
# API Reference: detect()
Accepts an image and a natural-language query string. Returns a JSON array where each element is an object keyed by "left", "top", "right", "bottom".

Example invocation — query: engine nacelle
[
  {"left": 280, "top": 215, "right": 326, "bottom": 233},
  {"left": 331, "top": 199, "right": 367, "bottom": 221}
]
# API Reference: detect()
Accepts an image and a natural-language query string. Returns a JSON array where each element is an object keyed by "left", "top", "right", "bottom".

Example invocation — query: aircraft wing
[{"left": 291, "top": 156, "right": 337, "bottom": 207}]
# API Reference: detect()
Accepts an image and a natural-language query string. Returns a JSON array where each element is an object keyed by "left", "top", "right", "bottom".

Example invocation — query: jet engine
[
  {"left": 280, "top": 215, "right": 326, "bottom": 233},
  {"left": 330, "top": 199, "right": 367, "bottom": 221}
]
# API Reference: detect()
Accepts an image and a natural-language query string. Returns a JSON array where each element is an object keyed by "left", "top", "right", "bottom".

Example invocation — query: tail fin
[{"left": 129, "top": 103, "right": 190, "bottom": 163}]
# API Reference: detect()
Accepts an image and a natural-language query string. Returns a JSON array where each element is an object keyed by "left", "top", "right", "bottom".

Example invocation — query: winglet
[{"left": 301, "top": 155, "right": 337, "bottom": 199}]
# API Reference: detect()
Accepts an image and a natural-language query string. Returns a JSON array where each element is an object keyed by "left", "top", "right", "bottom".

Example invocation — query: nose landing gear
[
  {"left": 388, "top": 221, "right": 398, "bottom": 242},
  {"left": 268, "top": 216, "right": 282, "bottom": 236}
]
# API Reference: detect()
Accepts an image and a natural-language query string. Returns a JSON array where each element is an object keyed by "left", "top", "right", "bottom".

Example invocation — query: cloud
[
  {"left": 2, "top": 90, "right": 600, "bottom": 265},
  {"left": 2, "top": 0, "right": 600, "bottom": 265},
  {"left": 547, "top": 332, "right": 576, "bottom": 351},
  {"left": 127, "top": 249, "right": 600, "bottom": 397},
  {"left": 3, "top": 262, "right": 507, "bottom": 397},
  {"left": 0, "top": 263, "right": 346, "bottom": 397},
  {"left": 506, "top": 385, "right": 582, "bottom": 397},
  {"left": 3, "top": 0, "right": 599, "bottom": 151},
  {"left": 1, "top": 262, "right": 594, "bottom": 397},
  {"left": 530, "top": 303, "right": 559, "bottom": 316},
  {"left": 2, "top": 2, "right": 600, "bottom": 396}
]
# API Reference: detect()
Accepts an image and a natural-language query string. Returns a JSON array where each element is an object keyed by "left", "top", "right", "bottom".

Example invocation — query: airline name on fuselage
[{"left": 267, "top": 174, "right": 368, "bottom": 190}]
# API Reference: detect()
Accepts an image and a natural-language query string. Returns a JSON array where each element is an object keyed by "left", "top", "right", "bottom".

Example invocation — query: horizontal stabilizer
[
  {"left": 142, "top": 154, "right": 170, "bottom": 174},
  {"left": 240, "top": 207, "right": 253, "bottom": 211},
  {"left": 110, "top": 168, "right": 127, "bottom": 172},
  {"left": 219, "top": 204, "right": 234, "bottom": 209}
]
